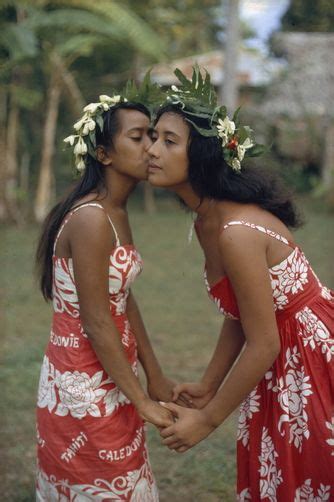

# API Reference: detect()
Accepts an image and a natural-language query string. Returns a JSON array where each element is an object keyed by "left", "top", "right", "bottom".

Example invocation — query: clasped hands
[{"left": 145, "top": 376, "right": 217, "bottom": 453}]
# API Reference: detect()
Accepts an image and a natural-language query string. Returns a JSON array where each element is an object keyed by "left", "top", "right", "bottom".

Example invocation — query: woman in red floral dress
[
  {"left": 148, "top": 68, "right": 334, "bottom": 500},
  {"left": 35, "top": 92, "right": 176, "bottom": 500}
]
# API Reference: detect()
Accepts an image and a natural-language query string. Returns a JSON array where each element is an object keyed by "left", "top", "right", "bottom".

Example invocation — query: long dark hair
[
  {"left": 156, "top": 105, "right": 302, "bottom": 228},
  {"left": 36, "top": 102, "right": 150, "bottom": 301}
]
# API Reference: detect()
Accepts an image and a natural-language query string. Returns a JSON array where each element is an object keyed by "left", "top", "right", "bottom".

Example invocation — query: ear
[{"left": 96, "top": 145, "right": 112, "bottom": 166}]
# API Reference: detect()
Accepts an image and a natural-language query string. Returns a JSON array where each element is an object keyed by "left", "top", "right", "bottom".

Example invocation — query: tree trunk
[
  {"left": 0, "top": 89, "right": 7, "bottom": 222},
  {"left": 54, "top": 53, "right": 84, "bottom": 114},
  {"left": 322, "top": 119, "right": 334, "bottom": 209},
  {"left": 5, "top": 95, "right": 21, "bottom": 223},
  {"left": 220, "top": 0, "right": 240, "bottom": 112},
  {"left": 34, "top": 68, "right": 62, "bottom": 223}
]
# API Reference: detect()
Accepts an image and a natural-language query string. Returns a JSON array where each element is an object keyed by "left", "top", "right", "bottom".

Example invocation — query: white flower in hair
[
  {"left": 231, "top": 158, "right": 241, "bottom": 171},
  {"left": 76, "top": 157, "right": 86, "bottom": 172},
  {"left": 237, "top": 137, "right": 254, "bottom": 161},
  {"left": 217, "top": 116, "right": 236, "bottom": 136},
  {"left": 73, "top": 114, "right": 89, "bottom": 131},
  {"left": 219, "top": 132, "right": 229, "bottom": 147},
  {"left": 99, "top": 94, "right": 125, "bottom": 105},
  {"left": 74, "top": 137, "right": 88, "bottom": 155},
  {"left": 83, "top": 102, "right": 101, "bottom": 114},
  {"left": 63, "top": 135, "right": 78, "bottom": 146},
  {"left": 82, "top": 119, "right": 96, "bottom": 136}
]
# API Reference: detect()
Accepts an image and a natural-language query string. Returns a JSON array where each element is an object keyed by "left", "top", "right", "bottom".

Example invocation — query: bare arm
[
  {"left": 126, "top": 291, "right": 176, "bottom": 402},
  {"left": 69, "top": 208, "right": 173, "bottom": 427},
  {"left": 161, "top": 226, "right": 280, "bottom": 449},
  {"left": 202, "top": 228, "right": 280, "bottom": 426},
  {"left": 201, "top": 319, "right": 245, "bottom": 392},
  {"left": 173, "top": 318, "right": 245, "bottom": 408}
]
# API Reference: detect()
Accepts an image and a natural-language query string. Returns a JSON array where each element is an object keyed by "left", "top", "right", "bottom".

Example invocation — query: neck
[
  {"left": 172, "top": 182, "right": 213, "bottom": 216},
  {"left": 102, "top": 169, "right": 138, "bottom": 209}
]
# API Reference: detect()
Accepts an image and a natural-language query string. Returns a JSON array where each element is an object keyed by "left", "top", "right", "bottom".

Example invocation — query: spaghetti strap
[
  {"left": 221, "top": 220, "right": 296, "bottom": 248},
  {"left": 53, "top": 202, "right": 120, "bottom": 255}
]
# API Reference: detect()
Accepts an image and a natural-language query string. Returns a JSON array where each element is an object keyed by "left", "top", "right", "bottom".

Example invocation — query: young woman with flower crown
[
  {"left": 148, "top": 68, "right": 334, "bottom": 500},
  {"left": 35, "top": 82, "right": 180, "bottom": 500}
]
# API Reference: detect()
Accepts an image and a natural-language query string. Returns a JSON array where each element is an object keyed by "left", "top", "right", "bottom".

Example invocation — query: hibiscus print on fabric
[
  {"left": 265, "top": 346, "right": 313, "bottom": 452},
  {"left": 270, "top": 249, "right": 309, "bottom": 296},
  {"left": 258, "top": 427, "right": 283, "bottom": 501},
  {"left": 237, "top": 389, "right": 261, "bottom": 448},
  {"left": 296, "top": 306, "right": 334, "bottom": 362},
  {"left": 37, "top": 356, "right": 132, "bottom": 419},
  {"left": 294, "top": 479, "right": 331, "bottom": 501}
]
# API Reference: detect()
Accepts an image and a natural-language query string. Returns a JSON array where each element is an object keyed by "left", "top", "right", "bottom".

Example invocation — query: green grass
[{"left": 1, "top": 195, "right": 333, "bottom": 501}]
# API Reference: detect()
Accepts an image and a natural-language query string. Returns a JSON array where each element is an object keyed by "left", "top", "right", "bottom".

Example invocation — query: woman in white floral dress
[
  {"left": 35, "top": 92, "right": 177, "bottom": 500},
  {"left": 148, "top": 68, "right": 334, "bottom": 500}
]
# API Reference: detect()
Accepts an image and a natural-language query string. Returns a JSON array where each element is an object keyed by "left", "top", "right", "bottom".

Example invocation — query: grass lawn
[{"left": 1, "top": 195, "right": 333, "bottom": 501}]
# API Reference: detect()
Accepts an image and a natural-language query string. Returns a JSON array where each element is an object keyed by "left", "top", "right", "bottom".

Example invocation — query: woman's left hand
[{"left": 159, "top": 402, "right": 216, "bottom": 452}]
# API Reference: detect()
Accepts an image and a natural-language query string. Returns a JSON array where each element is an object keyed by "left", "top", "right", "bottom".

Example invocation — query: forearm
[
  {"left": 84, "top": 318, "right": 147, "bottom": 408},
  {"left": 201, "top": 319, "right": 245, "bottom": 393},
  {"left": 126, "top": 292, "right": 163, "bottom": 381},
  {"left": 203, "top": 340, "right": 279, "bottom": 427}
]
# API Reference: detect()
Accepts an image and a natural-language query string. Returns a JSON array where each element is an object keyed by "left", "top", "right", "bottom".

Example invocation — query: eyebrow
[
  {"left": 127, "top": 127, "right": 147, "bottom": 133},
  {"left": 154, "top": 130, "right": 181, "bottom": 139}
]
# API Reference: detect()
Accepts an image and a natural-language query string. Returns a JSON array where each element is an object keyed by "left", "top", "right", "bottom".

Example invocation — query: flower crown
[
  {"left": 64, "top": 71, "right": 165, "bottom": 173},
  {"left": 166, "top": 65, "right": 266, "bottom": 171}
]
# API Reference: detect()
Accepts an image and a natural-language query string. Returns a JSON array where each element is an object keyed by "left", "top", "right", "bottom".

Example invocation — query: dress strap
[
  {"left": 53, "top": 202, "right": 120, "bottom": 255},
  {"left": 221, "top": 220, "right": 296, "bottom": 248}
]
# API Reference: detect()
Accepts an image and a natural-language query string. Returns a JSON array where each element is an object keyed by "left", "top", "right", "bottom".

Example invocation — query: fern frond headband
[{"left": 166, "top": 65, "right": 266, "bottom": 171}]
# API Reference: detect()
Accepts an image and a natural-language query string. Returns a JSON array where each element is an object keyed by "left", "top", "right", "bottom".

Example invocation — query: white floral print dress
[
  {"left": 36, "top": 203, "right": 158, "bottom": 501},
  {"left": 204, "top": 221, "right": 334, "bottom": 502}
]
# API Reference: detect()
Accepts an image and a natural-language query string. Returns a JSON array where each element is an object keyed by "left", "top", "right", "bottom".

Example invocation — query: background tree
[{"left": 281, "top": 0, "right": 334, "bottom": 32}]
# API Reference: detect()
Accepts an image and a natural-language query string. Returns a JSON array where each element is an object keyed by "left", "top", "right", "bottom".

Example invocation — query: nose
[
  {"left": 144, "top": 134, "right": 153, "bottom": 151},
  {"left": 147, "top": 139, "right": 159, "bottom": 158}
]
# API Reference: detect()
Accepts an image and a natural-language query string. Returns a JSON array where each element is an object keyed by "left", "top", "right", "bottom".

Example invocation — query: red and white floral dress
[
  {"left": 36, "top": 203, "right": 158, "bottom": 501},
  {"left": 205, "top": 221, "right": 334, "bottom": 502}
]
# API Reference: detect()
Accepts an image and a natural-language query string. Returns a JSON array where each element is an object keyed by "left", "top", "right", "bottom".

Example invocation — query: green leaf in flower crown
[
  {"left": 232, "top": 106, "right": 241, "bottom": 126},
  {"left": 185, "top": 119, "right": 218, "bottom": 137},
  {"left": 237, "top": 126, "right": 251, "bottom": 144},
  {"left": 212, "top": 105, "right": 227, "bottom": 124},
  {"left": 95, "top": 114, "right": 104, "bottom": 132},
  {"left": 122, "top": 70, "right": 166, "bottom": 114},
  {"left": 172, "top": 65, "right": 217, "bottom": 109},
  {"left": 86, "top": 140, "right": 96, "bottom": 159},
  {"left": 245, "top": 144, "right": 268, "bottom": 157},
  {"left": 89, "top": 131, "right": 96, "bottom": 148}
]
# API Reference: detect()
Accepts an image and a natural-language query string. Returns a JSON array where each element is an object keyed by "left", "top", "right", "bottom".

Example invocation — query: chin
[{"left": 147, "top": 173, "right": 165, "bottom": 187}]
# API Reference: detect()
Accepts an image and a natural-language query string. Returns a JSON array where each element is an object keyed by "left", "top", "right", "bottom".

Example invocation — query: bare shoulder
[
  {"left": 66, "top": 204, "right": 114, "bottom": 250},
  {"left": 219, "top": 219, "right": 267, "bottom": 255}
]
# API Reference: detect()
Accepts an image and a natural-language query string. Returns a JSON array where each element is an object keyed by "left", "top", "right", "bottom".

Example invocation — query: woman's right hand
[
  {"left": 137, "top": 398, "right": 174, "bottom": 428},
  {"left": 173, "top": 382, "right": 216, "bottom": 409}
]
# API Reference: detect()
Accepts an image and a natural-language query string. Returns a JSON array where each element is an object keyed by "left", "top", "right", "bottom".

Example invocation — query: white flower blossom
[
  {"left": 63, "top": 135, "right": 78, "bottom": 146},
  {"left": 171, "top": 85, "right": 180, "bottom": 92},
  {"left": 237, "top": 137, "right": 254, "bottom": 161},
  {"left": 74, "top": 137, "right": 87, "bottom": 155},
  {"left": 231, "top": 158, "right": 241, "bottom": 171},
  {"left": 76, "top": 157, "right": 86, "bottom": 172},
  {"left": 217, "top": 116, "right": 236, "bottom": 136},
  {"left": 83, "top": 102, "right": 101, "bottom": 114},
  {"left": 73, "top": 114, "right": 89, "bottom": 131},
  {"left": 100, "top": 94, "right": 122, "bottom": 104},
  {"left": 82, "top": 119, "right": 96, "bottom": 136}
]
